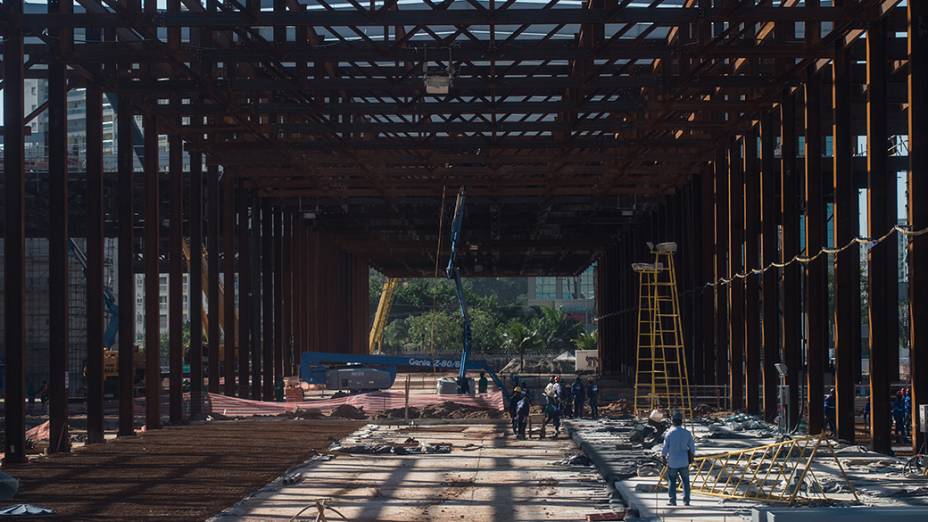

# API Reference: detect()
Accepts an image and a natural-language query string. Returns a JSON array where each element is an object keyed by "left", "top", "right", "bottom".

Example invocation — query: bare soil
[{"left": 0, "top": 419, "right": 363, "bottom": 521}]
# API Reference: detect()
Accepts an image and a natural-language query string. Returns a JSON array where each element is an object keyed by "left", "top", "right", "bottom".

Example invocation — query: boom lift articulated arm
[{"left": 445, "top": 189, "right": 473, "bottom": 394}]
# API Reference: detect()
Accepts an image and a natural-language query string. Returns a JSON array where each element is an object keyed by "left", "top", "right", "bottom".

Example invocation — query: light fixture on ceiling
[{"left": 423, "top": 48, "right": 454, "bottom": 95}]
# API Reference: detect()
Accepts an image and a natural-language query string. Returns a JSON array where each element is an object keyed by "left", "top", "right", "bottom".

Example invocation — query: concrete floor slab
[{"left": 214, "top": 422, "right": 616, "bottom": 522}]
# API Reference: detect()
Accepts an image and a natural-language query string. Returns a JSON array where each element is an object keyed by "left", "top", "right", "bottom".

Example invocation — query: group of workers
[
  {"left": 506, "top": 375, "right": 600, "bottom": 439},
  {"left": 824, "top": 386, "right": 914, "bottom": 445}
]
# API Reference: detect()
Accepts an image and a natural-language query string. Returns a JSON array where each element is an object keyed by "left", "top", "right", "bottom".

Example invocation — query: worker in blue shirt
[
  {"left": 509, "top": 387, "right": 523, "bottom": 436},
  {"left": 572, "top": 377, "right": 585, "bottom": 419},
  {"left": 515, "top": 388, "right": 531, "bottom": 439},
  {"left": 823, "top": 389, "right": 836, "bottom": 434},
  {"left": 661, "top": 411, "right": 696, "bottom": 507},
  {"left": 892, "top": 391, "right": 907, "bottom": 444},
  {"left": 587, "top": 378, "right": 600, "bottom": 419}
]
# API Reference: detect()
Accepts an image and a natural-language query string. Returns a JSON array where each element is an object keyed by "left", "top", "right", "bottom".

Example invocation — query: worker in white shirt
[{"left": 661, "top": 411, "right": 696, "bottom": 506}]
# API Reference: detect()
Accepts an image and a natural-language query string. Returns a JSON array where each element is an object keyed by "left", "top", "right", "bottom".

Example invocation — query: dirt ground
[
  {"left": 216, "top": 422, "right": 614, "bottom": 522},
  {"left": 0, "top": 419, "right": 363, "bottom": 521}
]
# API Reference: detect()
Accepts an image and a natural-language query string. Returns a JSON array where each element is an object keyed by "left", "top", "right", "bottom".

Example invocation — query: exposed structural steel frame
[
  {"left": 2, "top": 0, "right": 927, "bottom": 459},
  {"left": 658, "top": 435, "right": 860, "bottom": 505}
]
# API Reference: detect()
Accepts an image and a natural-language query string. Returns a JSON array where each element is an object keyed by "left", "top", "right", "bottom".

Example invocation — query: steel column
[
  {"left": 189, "top": 152, "right": 204, "bottom": 417},
  {"left": 168, "top": 126, "right": 184, "bottom": 423},
  {"left": 700, "top": 167, "right": 717, "bottom": 385},
  {"left": 866, "top": 18, "right": 892, "bottom": 453},
  {"left": 223, "top": 170, "right": 236, "bottom": 395},
  {"left": 237, "top": 184, "right": 251, "bottom": 398},
  {"left": 729, "top": 141, "right": 746, "bottom": 411},
  {"left": 117, "top": 94, "right": 136, "bottom": 437},
  {"left": 804, "top": 67, "right": 826, "bottom": 436},
  {"left": 760, "top": 112, "right": 780, "bottom": 423},
  {"left": 207, "top": 165, "right": 221, "bottom": 393},
  {"left": 274, "top": 207, "right": 283, "bottom": 381},
  {"left": 781, "top": 91, "right": 802, "bottom": 430},
  {"left": 908, "top": 0, "right": 928, "bottom": 452},
  {"left": 251, "top": 195, "right": 262, "bottom": 399},
  {"left": 744, "top": 128, "right": 761, "bottom": 414},
  {"left": 282, "top": 213, "right": 293, "bottom": 376},
  {"left": 832, "top": 28, "right": 858, "bottom": 442},
  {"left": 262, "top": 201, "right": 275, "bottom": 400},
  {"left": 47, "top": 0, "right": 71, "bottom": 453},
  {"left": 85, "top": 21, "right": 105, "bottom": 444},
  {"left": 714, "top": 151, "right": 730, "bottom": 397},
  {"left": 3, "top": 0, "right": 27, "bottom": 465},
  {"left": 143, "top": 108, "right": 161, "bottom": 429}
]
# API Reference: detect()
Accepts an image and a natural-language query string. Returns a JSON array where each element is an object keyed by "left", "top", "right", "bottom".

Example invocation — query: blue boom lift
[
  {"left": 299, "top": 351, "right": 508, "bottom": 400},
  {"left": 445, "top": 189, "right": 473, "bottom": 394}
]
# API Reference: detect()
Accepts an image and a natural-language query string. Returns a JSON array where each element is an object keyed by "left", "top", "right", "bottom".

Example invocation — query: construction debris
[
  {"left": 376, "top": 401, "right": 501, "bottom": 420},
  {"left": 328, "top": 404, "right": 368, "bottom": 420},
  {"left": 598, "top": 399, "right": 632, "bottom": 418},
  {"left": 0, "top": 504, "right": 54, "bottom": 517},
  {"left": 331, "top": 440, "right": 452, "bottom": 455},
  {"left": 558, "top": 454, "right": 593, "bottom": 467}
]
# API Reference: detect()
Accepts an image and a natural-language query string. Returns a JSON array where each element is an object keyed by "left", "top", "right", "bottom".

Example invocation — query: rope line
[{"left": 594, "top": 224, "right": 928, "bottom": 323}]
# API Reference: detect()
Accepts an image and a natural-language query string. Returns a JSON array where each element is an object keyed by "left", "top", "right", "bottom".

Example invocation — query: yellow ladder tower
[{"left": 632, "top": 242, "right": 692, "bottom": 418}]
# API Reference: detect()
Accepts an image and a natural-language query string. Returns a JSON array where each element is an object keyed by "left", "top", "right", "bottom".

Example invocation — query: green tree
[
  {"left": 575, "top": 330, "right": 597, "bottom": 351},
  {"left": 530, "top": 305, "right": 583, "bottom": 353},
  {"left": 501, "top": 320, "right": 543, "bottom": 370}
]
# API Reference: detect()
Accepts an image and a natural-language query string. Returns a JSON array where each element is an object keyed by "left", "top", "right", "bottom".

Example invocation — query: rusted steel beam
[
  {"left": 281, "top": 212, "right": 293, "bottom": 377},
  {"left": 273, "top": 206, "right": 283, "bottom": 382},
  {"left": 909, "top": 0, "right": 928, "bottom": 452},
  {"left": 85, "top": 21, "right": 105, "bottom": 444},
  {"left": 714, "top": 150, "right": 730, "bottom": 400},
  {"left": 3, "top": 0, "right": 27, "bottom": 465},
  {"left": 867, "top": 17, "right": 894, "bottom": 453},
  {"left": 207, "top": 165, "right": 221, "bottom": 394},
  {"left": 22, "top": 7, "right": 860, "bottom": 30},
  {"left": 743, "top": 127, "right": 762, "bottom": 415},
  {"left": 189, "top": 151, "right": 204, "bottom": 418},
  {"left": 169, "top": 127, "right": 184, "bottom": 423},
  {"left": 699, "top": 167, "right": 717, "bottom": 385},
  {"left": 223, "top": 169, "right": 236, "bottom": 396},
  {"left": 804, "top": 66, "right": 827, "bottom": 437},
  {"left": 780, "top": 90, "right": 802, "bottom": 430},
  {"left": 760, "top": 112, "right": 780, "bottom": 423},
  {"left": 833, "top": 22, "right": 858, "bottom": 443},
  {"left": 143, "top": 108, "right": 162, "bottom": 430},
  {"left": 262, "top": 201, "right": 275, "bottom": 401},
  {"left": 728, "top": 140, "right": 746, "bottom": 412},
  {"left": 250, "top": 194, "right": 263, "bottom": 399},
  {"left": 237, "top": 182, "right": 251, "bottom": 399},
  {"left": 117, "top": 92, "right": 137, "bottom": 437},
  {"left": 47, "top": 0, "right": 71, "bottom": 454}
]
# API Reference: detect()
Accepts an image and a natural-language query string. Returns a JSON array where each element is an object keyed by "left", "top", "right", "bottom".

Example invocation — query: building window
[{"left": 535, "top": 277, "right": 558, "bottom": 300}]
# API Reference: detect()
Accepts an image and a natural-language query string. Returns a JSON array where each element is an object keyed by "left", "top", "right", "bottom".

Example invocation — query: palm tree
[
  {"left": 575, "top": 330, "right": 597, "bottom": 351},
  {"left": 501, "top": 321, "right": 543, "bottom": 371},
  {"left": 530, "top": 305, "right": 583, "bottom": 353}
]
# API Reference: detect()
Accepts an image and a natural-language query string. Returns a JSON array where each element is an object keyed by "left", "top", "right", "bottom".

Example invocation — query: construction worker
[
  {"left": 661, "top": 411, "right": 696, "bottom": 507},
  {"left": 587, "top": 377, "right": 600, "bottom": 419},
  {"left": 478, "top": 372, "right": 489, "bottom": 395},
  {"left": 542, "top": 376, "right": 562, "bottom": 439},
  {"left": 892, "top": 391, "right": 907, "bottom": 444},
  {"left": 562, "top": 380, "right": 574, "bottom": 417},
  {"left": 515, "top": 388, "right": 531, "bottom": 439},
  {"left": 509, "top": 387, "right": 523, "bottom": 436},
  {"left": 572, "top": 376, "right": 585, "bottom": 419},
  {"left": 823, "top": 389, "right": 837, "bottom": 434}
]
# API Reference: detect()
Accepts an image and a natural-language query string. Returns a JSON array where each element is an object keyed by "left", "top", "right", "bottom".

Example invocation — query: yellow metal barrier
[{"left": 658, "top": 435, "right": 859, "bottom": 505}]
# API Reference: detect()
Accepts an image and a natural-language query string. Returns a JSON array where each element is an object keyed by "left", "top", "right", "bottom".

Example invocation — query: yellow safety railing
[{"left": 658, "top": 435, "right": 859, "bottom": 505}]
